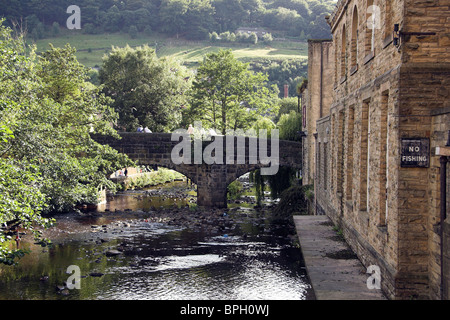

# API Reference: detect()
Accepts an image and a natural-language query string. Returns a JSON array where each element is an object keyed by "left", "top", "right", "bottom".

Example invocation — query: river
[{"left": 0, "top": 181, "right": 314, "bottom": 300}]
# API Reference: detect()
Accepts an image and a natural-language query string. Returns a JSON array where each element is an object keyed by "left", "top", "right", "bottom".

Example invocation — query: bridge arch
[{"left": 93, "top": 133, "right": 302, "bottom": 208}]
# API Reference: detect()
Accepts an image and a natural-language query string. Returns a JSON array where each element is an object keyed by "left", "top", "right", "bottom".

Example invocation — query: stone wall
[
  {"left": 324, "top": 0, "right": 404, "bottom": 299},
  {"left": 402, "top": 0, "right": 450, "bottom": 64},
  {"left": 444, "top": 219, "right": 450, "bottom": 300},
  {"left": 308, "top": 0, "right": 450, "bottom": 299},
  {"left": 92, "top": 133, "right": 302, "bottom": 208},
  {"left": 397, "top": 65, "right": 450, "bottom": 299},
  {"left": 302, "top": 40, "right": 333, "bottom": 187}
]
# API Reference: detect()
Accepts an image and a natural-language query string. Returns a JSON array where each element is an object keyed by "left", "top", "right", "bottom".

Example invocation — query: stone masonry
[
  {"left": 303, "top": 0, "right": 450, "bottom": 299},
  {"left": 93, "top": 133, "right": 302, "bottom": 208}
]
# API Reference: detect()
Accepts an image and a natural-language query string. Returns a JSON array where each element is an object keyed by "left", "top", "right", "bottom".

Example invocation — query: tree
[
  {"left": 248, "top": 32, "right": 258, "bottom": 44},
  {"left": 272, "top": 0, "right": 310, "bottom": 18},
  {"left": 277, "top": 110, "right": 302, "bottom": 141},
  {"left": 300, "top": 29, "right": 308, "bottom": 40},
  {"left": 102, "top": 5, "right": 122, "bottom": 32},
  {"left": 262, "top": 33, "right": 273, "bottom": 43},
  {"left": 51, "top": 21, "right": 59, "bottom": 36},
  {"left": 159, "top": 0, "right": 189, "bottom": 38},
  {"left": 99, "top": 45, "right": 192, "bottom": 132},
  {"left": 274, "top": 97, "right": 299, "bottom": 123},
  {"left": 308, "top": 12, "right": 332, "bottom": 39},
  {"left": 212, "top": 0, "right": 246, "bottom": 33},
  {"left": 0, "top": 157, "right": 52, "bottom": 265},
  {"left": 274, "top": 7, "right": 305, "bottom": 36},
  {"left": 0, "top": 21, "right": 130, "bottom": 264},
  {"left": 133, "top": 8, "right": 152, "bottom": 31},
  {"left": 241, "top": 0, "right": 265, "bottom": 25},
  {"left": 0, "top": 31, "right": 52, "bottom": 260},
  {"left": 14, "top": 44, "right": 130, "bottom": 213},
  {"left": 248, "top": 58, "right": 307, "bottom": 98},
  {"left": 122, "top": 8, "right": 152, "bottom": 32},
  {"left": 252, "top": 116, "right": 276, "bottom": 137},
  {"left": 128, "top": 25, "right": 138, "bottom": 39},
  {"left": 209, "top": 31, "right": 219, "bottom": 42},
  {"left": 187, "top": 49, "right": 278, "bottom": 134},
  {"left": 183, "top": 0, "right": 216, "bottom": 40}
]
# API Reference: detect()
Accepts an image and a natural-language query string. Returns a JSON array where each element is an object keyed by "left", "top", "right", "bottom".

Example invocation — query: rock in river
[
  {"left": 105, "top": 249, "right": 122, "bottom": 257},
  {"left": 89, "top": 272, "right": 104, "bottom": 277}
]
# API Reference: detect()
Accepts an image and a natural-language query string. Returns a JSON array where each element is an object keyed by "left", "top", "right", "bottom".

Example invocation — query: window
[
  {"left": 341, "top": 25, "right": 347, "bottom": 79},
  {"left": 337, "top": 111, "right": 345, "bottom": 195},
  {"left": 331, "top": 115, "right": 336, "bottom": 191},
  {"left": 351, "top": 6, "right": 359, "bottom": 68},
  {"left": 302, "top": 94, "right": 307, "bottom": 128},
  {"left": 383, "top": 0, "right": 392, "bottom": 41},
  {"left": 365, "top": 0, "right": 375, "bottom": 56},
  {"left": 359, "top": 100, "right": 370, "bottom": 211},
  {"left": 335, "top": 38, "right": 339, "bottom": 84},
  {"left": 346, "top": 106, "right": 354, "bottom": 201},
  {"left": 379, "top": 92, "right": 389, "bottom": 226},
  {"left": 324, "top": 142, "right": 328, "bottom": 190},
  {"left": 318, "top": 142, "right": 321, "bottom": 186}
]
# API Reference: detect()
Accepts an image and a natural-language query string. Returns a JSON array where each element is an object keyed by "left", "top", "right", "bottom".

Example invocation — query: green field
[{"left": 33, "top": 30, "right": 308, "bottom": 68}]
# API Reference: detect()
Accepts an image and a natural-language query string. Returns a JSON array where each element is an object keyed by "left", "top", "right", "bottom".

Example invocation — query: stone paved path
[{"left": 294, "top": 215, "right": 387, "bottom": 300}]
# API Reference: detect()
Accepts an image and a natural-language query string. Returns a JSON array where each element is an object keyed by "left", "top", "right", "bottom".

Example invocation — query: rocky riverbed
[
  {"left": 70, "top": 181, "right": 285, "bottom": 243},
  {"left": 0, "top": 180, "right": 312, "bottom": 300},
  {"left": 46, "top": 195, "right": 294, "bottom": 248}
]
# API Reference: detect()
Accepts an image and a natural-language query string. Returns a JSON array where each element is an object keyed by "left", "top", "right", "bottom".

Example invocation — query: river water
[{"left": 0, "top": 181, "right": 314, "bottom": 300}]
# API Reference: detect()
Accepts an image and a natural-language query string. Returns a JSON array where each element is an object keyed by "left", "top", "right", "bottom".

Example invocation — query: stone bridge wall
[{"left": 93, "top": 133, "right": 302, "bottom": 208}]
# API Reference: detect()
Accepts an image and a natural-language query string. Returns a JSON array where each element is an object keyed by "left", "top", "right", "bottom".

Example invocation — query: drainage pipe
[
  {"left": 440, "top": 155, "right": 448, "bottom": 300},
  {"left": 439, "top": 130, "right": 450, "bottom": 300}
]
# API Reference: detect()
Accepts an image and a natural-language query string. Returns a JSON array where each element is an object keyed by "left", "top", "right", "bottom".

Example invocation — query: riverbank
[
  {"left": 76, "top": 197, "right": 296, "bottom": 244},
  {"left": 293, "top": 215, "right": 386, "bottom": 300},
  {"left": 7, "top": 180, "right": 387, "bottom": 301},
  {"left": 111, "top": 168, "right": 186, "bottom": 191},
  {"left": 1, "top": 183, "right": 313, "bottom": 300}
]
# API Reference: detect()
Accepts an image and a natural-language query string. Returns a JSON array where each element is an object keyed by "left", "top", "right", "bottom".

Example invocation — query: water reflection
[
  {"left": 97, "top": 181, "right": 194, "bottom": 213},
  {"left": 0, "top": 182, "right": 314, "bottom": 300}
]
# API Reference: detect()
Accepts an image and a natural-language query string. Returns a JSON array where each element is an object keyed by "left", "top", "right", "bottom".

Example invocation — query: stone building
[{"left": 302, "top": 0, "right": 450, "bottom": 299}]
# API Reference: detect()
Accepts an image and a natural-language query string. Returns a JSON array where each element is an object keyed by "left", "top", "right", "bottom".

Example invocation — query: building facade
[
  {"left": 302, "top": 0, "right": 450, "bottom": 299},
  {"left": 301, "top": 39, "right": 334, "bottom": 193}
]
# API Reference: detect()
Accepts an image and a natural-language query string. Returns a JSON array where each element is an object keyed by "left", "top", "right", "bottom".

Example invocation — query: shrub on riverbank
[
  {"left": 273, "top": 183, "right": 313, "bottom": 218},
  {"left": 123, "top": 168, "right": 185, "bottom": 190},
  {"left": 227, "top": 180, "right": 244, "bottom": 200}
]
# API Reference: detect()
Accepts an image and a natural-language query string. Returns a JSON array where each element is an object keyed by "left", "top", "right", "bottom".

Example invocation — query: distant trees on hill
[
  {"left": 99, "top": 45, "right": 192, "bottom": 132},
  {"left": 0, "top": 0, "right": 335, "bottom": 41}
]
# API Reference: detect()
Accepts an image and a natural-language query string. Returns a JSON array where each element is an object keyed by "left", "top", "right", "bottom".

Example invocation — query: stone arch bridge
[{"left": 93, "top": 133, "right": 302, "bottom": 208}]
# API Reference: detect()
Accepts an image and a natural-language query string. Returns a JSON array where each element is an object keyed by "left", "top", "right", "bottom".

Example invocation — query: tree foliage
[
  {"left": 0, "top": 21, "right": 130, "bottom": 264},
  {"left": 247, "top": 58, "right": 308, "bottom": 98},
  {"left": 274, "top": 97, "right": 300, "bottom": 123},
  {"left": 277, "top": 110, "right": 302, "bottom": 141},
  {"left": 99, "top": 45, "right": 192, "bottom": 132},
  {"left": 186, "top": 49, "right": 278, "bottom": 134},
  {"left": 0, "top": 0, "right": 335, "bottom": 41}
]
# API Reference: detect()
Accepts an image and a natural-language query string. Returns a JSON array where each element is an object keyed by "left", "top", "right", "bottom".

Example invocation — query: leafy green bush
[
  {"left": 227, "top": 180, "right": 243, "bottom": 200},
  {"left": 273, "top": 184, "right": 311, "bottom": 217},
  {"left": 277, "top": 111, "right": 302, "bottom": 141},
  {"left": 123, "top": 168, "right": 185, "bottom": 190},
  {"left": 247, "top": 58, "right": 308, "bottom": 98}
]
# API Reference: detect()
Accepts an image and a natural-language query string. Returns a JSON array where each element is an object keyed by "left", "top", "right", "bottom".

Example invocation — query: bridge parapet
[{"left": 93, "top": 132, "right": 302, "bottom": 208}]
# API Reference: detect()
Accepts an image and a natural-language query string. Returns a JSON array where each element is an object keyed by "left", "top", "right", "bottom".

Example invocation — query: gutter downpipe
[
  {"left": 314, "top": 132, "right": 318, "bottom": 215},
  {"left": 320, "top": 42, "right": 324, "bottom": 118},
  {"left": 440, "top": 130, "right": 450, "bottom": 300},
  {"left": 440, "top": 155, "right": 447, "bottom": 300}
]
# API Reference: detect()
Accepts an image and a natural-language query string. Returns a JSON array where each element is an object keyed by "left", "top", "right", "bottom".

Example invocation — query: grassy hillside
[{"left": 33, "top": 30, "right": 308, "bottom": 69}]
